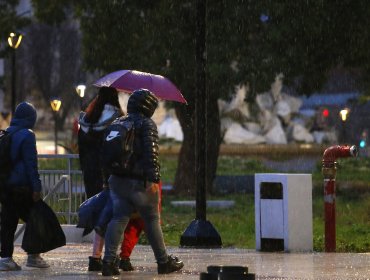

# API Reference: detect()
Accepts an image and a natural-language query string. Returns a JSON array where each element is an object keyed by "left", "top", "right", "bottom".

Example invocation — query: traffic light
[
  {"left": 316, "top": 107, "right": 332, "bottom": 129},
  {"left": 359, "top": 130, "right": 368, "bottom": 157},
  {"left": 322, "top": 108, "right": 330, "bottom": 118},
  {"left": 360, "top": 139, "right": 366, "bottom": 148}
]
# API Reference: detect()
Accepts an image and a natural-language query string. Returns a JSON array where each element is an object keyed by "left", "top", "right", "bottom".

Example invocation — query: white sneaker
[
  {"left": 0, "top": 257, "right": 21, "bottom": 271},
  {"left": 26, "top": 254, "right": 50, "bottom": 268}
]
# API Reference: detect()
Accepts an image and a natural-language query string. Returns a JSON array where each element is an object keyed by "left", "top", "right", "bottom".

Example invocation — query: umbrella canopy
[{"left": 93, "top": 70, "right": 187, "bottom": 104}]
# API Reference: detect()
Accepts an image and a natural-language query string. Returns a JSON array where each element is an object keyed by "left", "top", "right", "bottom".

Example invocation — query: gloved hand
[{"left": 32, "top": 191, "right": 42, "bottom": 202}]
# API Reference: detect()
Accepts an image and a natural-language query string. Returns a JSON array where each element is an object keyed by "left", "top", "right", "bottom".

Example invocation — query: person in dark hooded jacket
[
  {"left": 77, "top": 86, "right": 124, "bottom": 270},
  {"left": 78, "top": 86, "right": 123, "bottom": 199},
  {"left": 101, "top": 89, "right": 184, "bottom": 276},
  {"left": 0, "top": 102, "right": 49, "bottom": 271}
]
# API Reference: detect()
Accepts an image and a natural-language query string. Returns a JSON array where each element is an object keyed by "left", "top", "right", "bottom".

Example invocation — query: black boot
[
  {"left": 102, "top": 259, "right": 120, "bottom": 276},
  {"left": 157, "top": 255, "right": 184, "bottom": 274},
  {"left": 119, "top": 258, "right": 134, "bottom": 271},
  {"left": 88, "top": 256, "right": 102, "bottom": 271}
]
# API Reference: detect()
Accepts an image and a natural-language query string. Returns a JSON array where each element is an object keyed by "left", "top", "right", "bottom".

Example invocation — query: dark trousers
[{"left": 0, "top": 188, "right": 33, "bottom": 258}]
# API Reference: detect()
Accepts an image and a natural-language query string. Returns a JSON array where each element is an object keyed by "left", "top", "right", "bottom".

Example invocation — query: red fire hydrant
[{"left": 322, "top": 145, "right": 357, "bottom": 252}]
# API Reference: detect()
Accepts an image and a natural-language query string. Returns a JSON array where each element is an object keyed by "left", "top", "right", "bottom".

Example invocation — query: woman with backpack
[{"left": 78, "top": 86, "right": 161, "bottom": 272}]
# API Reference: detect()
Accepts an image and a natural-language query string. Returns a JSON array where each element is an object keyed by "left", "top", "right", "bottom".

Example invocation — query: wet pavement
[{"left": 3, "top": 243, "right": 369, "bottom": 279}]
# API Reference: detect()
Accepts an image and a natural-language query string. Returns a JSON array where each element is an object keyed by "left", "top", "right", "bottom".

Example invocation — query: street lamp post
[
  {"left": 50, "top": 98, "right": 62, "bottom": 154},
  {"left": 339, "top": 108, "right": 349, "bottom": 143},
  {"left": 7, "top": 32, "right": 23, "bottom": 114},
  {"left": 75, "top": 84, "right": 86, "bottom": 109},
  {"left": 180, "top": 0, "right": 222, "bottom": 248}
]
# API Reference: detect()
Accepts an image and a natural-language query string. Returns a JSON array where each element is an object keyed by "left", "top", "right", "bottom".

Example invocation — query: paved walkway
[{"left": 3, "top": 243, "right": 369, "bottom": 279}]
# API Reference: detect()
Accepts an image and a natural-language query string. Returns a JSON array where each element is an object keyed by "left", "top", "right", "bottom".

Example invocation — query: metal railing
[{"left": 38, "top": 154, "right": 86, "bottom": 224}]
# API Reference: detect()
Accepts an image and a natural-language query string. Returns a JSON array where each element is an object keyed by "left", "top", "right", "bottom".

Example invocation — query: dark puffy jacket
[
  {"left": 78, "top": 104, "right": 122, "bottom": 168},
  {"left": 126, "top": 89, "right": 160, "bottom": 183},
  {"left": 78, "top": 104, "right": 122, "bottom": 198},
  {"left": 6, "top": 102, "right": 42, "bottom": 192}
]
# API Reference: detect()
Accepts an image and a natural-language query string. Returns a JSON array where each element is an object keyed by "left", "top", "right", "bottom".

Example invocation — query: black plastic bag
[
  {"left": 22, "top": 200, "right": 66, "bottom": 254},
  {"left": 76, "top": 188, "right": 110, "bottom": 236}
]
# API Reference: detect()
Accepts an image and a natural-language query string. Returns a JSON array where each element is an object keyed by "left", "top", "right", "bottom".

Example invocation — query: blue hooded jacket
[{"left": 6, "top": 102, "right": 42, "bottom": 192}]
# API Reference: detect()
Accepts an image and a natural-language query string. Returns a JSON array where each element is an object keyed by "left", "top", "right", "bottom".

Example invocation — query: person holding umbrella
[
  {"left": 78, "top": 86, "right": 123, "bottom": 199},
  {"left": 78, "top": 86, "right": 123, "bottom": 270},
  {"left": 101, "top": 89, "right": 184, "bottom": 276},
  {"left": 78, "top": 86, "right": 163, "bottom": 272}
]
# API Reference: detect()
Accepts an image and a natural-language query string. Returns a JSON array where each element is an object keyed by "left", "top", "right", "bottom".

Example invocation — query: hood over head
[
  {"left": 127, "top": 89, "right": 158, "bottom": 117},
  {"left": 10, "top": 102, "right": 37, "bottom": 129}
]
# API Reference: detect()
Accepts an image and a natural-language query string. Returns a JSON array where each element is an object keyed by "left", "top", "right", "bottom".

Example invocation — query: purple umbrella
[{"left": 93, "top": 70, "right": 187, "bottom": 104}]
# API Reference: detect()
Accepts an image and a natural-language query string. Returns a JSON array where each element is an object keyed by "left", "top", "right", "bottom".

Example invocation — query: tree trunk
[
  {"left": 205, "top": 96, "right": 222, "bottom": 193},
  {"left": 174, "top": 96, "right": 221, "bottom": 195}
]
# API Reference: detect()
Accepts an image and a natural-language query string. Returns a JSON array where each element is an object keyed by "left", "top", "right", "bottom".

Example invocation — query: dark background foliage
[{"left": 1, "top": 0, "right": 370, "bottom": 193}]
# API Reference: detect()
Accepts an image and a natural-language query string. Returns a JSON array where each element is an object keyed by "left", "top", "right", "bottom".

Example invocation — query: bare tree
[{"left": 22, "top": 22, "right": 83, "bottom": 130}]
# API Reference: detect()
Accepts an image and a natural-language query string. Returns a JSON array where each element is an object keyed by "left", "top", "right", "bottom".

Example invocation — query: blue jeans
[{"left": 103, "top": 176, "right": 168, "bottom": 263}]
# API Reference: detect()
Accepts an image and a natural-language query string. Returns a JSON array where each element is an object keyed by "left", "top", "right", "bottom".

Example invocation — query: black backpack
[
  {"left": 101, "top": 117, "right": 136, "bottom": 176},
  {"left": 0, "top": 129, "right": 14, "bottom": 190}
]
